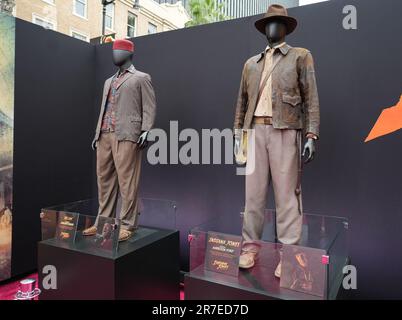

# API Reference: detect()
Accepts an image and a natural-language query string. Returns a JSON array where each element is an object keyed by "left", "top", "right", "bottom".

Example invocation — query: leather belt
[
  {"left": 253, "top": 116, "right": 273, "bottom": 125},
  {"left": 101, "top": 128, "right": 115, "bottom": 133}
]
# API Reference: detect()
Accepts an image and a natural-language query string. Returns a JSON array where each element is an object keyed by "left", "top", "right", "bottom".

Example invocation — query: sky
[{"left": 299, "top": 0, "right": 329, "bottom": 5}]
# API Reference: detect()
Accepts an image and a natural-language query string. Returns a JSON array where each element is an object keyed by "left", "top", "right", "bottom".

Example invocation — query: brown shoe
[
  {"left": 82, "top": 225, "right": 97, "bottom": 236},
  {"left": 239, "top": 251, "right": 258, "bottom": 269},
  {"left": 119, "top": 229, "right": 133, "bottom": 242},
  {"left": 275, "top": 251, "right": 283, "bottom": 278},
  {"left": 274, "top": 260, "right": 282, "bottom": 278}
]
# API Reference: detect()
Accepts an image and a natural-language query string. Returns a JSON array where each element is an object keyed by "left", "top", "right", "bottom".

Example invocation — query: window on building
[
  {"left": 105, "top": 3, "right": 115, "bottom": 30},
  {"left": 73, "top": 0, "right": 87, "bottom": 19},
  {"left": 32, "top": 14, "right": 56, "bottom": 30},
  {"left": 127, "top": 12, "right": 137, "bottom": 38},
  {"left": 71, "top": 30, "right": 89, "bottom": 42},
  {"left": 148, "top": 22, "right": 157, "bottom": 35}
]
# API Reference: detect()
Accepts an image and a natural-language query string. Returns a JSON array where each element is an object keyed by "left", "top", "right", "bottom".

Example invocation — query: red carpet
[
  {"left": 0, "top": 274, "right": 184, "bottom": 300},
  {"left": 0, "top": 274, "right": 38, "bottom": 300}
]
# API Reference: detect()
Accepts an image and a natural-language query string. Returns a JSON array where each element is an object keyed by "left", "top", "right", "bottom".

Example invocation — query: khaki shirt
[{"left": 254, "top": 42, "right": 286, "bottom": 117}]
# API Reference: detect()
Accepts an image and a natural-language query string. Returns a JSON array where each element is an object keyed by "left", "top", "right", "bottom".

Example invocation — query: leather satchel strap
[
  {"left": 256, "top": 54, "right": 283, "bottom": 107},
  {"left": 295, "top": 130, "right": 303, "bottom": 215}
]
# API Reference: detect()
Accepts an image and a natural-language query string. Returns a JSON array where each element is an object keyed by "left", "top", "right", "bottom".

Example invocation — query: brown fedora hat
[{"left": 255, "top": 4, "right": 298, "bottom": 35}]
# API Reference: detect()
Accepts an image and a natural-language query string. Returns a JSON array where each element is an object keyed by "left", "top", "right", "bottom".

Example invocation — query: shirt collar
[
  {"left": 265, "top": 41, "right": 286, "bottom": 52},
  {"left": 257, "top": 42, "right": 291, "bottom": 63},
  {"left": 114, "top": 64, "right": 136, "bottom": 78},
  {"left": 127, "top": 64, "right": 136, "bottom": 73}
]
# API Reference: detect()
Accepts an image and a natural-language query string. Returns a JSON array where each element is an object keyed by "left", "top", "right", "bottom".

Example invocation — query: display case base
[
  {"left": 184, "top": 262, "right": 349, "bottom": 300},
  {"left": 38, "top": 227, "right": 180, "bottom": 300}
]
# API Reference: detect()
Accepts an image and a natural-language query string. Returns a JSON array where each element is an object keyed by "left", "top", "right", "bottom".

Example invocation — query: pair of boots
[
  {"left": 82, "top": 213, "right": 140, "bottom": 242},
  {"left": 82, "top": 225, "right": 133, "bottom": 242},
  {"left": 239, "top": 249, "right": 282, "bottom": 278}
]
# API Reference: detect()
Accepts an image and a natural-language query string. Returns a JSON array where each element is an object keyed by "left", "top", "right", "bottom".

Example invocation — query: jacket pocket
[
  {"left": 127, "top": 116, "right": 142, "bottom": 137},
  {"left": 282, "top": 94, "right": 302, "bottom": 107}
]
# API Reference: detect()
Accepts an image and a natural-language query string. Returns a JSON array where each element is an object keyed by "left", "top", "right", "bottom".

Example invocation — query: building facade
[
  {"left": 156, "top": 0, "right": 299, "bottom": 19},
  {"left": 14, "top": 0, "right": 190, "bottom": 42},
  {"left": 217, "top": 0, "right": 299, "bottom": 18},
  {"left": 12, "top": 0, "right": 299, "bottom": 42}
]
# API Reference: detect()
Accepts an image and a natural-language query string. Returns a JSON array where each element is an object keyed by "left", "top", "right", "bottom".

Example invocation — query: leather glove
[
  {"left": 302, "top": 138, "right": 316, "bottom": 164},
  {"left": 137, "top": 131, "right": 149, "bottom": 149}
]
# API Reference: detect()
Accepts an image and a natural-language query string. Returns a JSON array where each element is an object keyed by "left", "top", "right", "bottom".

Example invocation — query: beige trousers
[
  {"left": 96, "top": 132, "right": 142, "bottom": 231},
  {"left": 242, "top": 124, "right": 302, "bottom": 250}
]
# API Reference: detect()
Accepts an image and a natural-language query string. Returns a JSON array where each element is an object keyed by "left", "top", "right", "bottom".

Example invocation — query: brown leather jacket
[{"left": 234, "top": 44, "right": 320, "bottom": 137}]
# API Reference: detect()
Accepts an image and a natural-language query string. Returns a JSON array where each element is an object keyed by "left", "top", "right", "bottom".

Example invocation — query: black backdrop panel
[
  {"left": 93, "top": 0, "right": 402, "bottom": 298},
  {"left": 13, "top": 20, "right": 94, "bottom": 276}
]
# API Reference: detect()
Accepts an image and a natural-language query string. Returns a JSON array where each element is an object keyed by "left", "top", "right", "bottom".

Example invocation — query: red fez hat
[{"left": 113, "top": 39, "right": 134, "bottom": 52}]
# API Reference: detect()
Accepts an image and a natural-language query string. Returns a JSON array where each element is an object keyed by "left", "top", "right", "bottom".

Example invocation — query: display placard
[
  {"left": 40, "top": 211, "right": 58, "bottom": 240},
  {"left": 90, "top": 216, "right": 120, "bottom": 254},
  {"left": 56, "top": 212, "right": 79, "bottom": 244},
  {"left": 280, "top": 245, "right": 327, "bottom": 297},
  {"left": 204, "top": 232, "right": 242, "bottom": 277}
]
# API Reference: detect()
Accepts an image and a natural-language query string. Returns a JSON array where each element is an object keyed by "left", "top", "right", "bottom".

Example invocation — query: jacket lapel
[
  {"left": 99, "top": 75, "right": 114, "bottom": 116},
  {"left": 103, "top": 75, "right": 115, "bottom": 97},
  {"left": 115, "top": 65, "right": 136, "bottom": 90},
  {"left": 116, "top": 71, "right": 135, "bottom": 90},
  {"left": 255, "top": 54, "right": 265, "bottom": 89}
]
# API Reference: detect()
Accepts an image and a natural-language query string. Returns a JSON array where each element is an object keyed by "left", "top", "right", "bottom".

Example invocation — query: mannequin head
[
  {"left": 112, "top": 39, "right": 134, "bottom": 70},
  {"left": 255, "top": 4, "right": 297, "bottom": 46},
  {"left": 265, "top": 19, "right": 287, "bottom": 47},
  {"left": 112, "top": 49, "right": 133, "bottom": 67}
]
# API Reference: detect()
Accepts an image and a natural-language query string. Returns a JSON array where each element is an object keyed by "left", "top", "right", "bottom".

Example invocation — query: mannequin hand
[
  {"left": 234, "top": 129, "right": 242, "bottom": 155},
  {"left": 234, "top": 128, "right": 242, "bottom": 138},
  {"left": 137, "top": 131, "right": 149, "bottom": 149},
  {"left": 302, "top": 138, "right": 316, "bottom": 164},
  {"left": 91, "top": 140, "right": 97, "bottom": 151}
]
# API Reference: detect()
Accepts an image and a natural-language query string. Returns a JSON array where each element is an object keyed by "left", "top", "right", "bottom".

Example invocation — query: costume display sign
[
  {"left": 205, "top": 232, "right": 242, "bottom": 277},
  {"left": 40, "top": 211, "right": 58, "bottom": 240},
  {"left": 280, "top": 245, "right": 327, "bottom": 297},
  {"left": 89, "top": 216, "right": 120, "bottom": 254},
  {"left": 56, "top": 212, "right": 79, "bottom": 244},
  {"left": 0, "top": 12, "right": 15, "bottom": 282}
]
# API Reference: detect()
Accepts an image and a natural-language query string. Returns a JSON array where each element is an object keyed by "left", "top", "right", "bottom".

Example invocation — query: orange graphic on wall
[{"left": 365, "top": 95, "right": 402, "bottom": 142}]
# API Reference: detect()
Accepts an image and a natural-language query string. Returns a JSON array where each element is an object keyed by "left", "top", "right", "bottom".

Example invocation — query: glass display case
[
  {"left": 187, "top": 210, "right": 348, "bottom": 300},
  {"left": 40, "top": 197, "right": 177, "bottom": 258},
  {"left": 38, "top": 198, "right": 180, "bottom": 300}
]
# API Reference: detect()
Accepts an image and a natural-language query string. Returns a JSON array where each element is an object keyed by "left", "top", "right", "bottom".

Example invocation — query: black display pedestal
[{"left": 38, "top": 227, "right": 180, "bottom": 300}]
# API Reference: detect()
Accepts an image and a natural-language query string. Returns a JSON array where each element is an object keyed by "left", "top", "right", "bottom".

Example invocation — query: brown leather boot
[
  {"left": 239, "top": 251, "right": 258, "bottom": 269},
  {"left": 275, "top": 251, "right": 283, "bottom": 278},
  {"left": 82, "top": 225, "right": 97, "bottom": 236},
  {"left": 274, "top": 260, "right": 282, "bottom": 278},
  {"left": 119, "top": 229, "right": 133, "bottom": 242}
]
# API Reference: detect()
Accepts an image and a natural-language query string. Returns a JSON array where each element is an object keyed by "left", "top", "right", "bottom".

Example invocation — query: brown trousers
[
  {"left": 96, "top": 132, "right": 142, "bottom": 231},
  {"left": 242, "top": 124, "right": 302, "bottom": 250}
]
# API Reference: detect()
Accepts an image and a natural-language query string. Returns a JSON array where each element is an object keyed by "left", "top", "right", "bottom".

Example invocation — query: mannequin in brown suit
[{"left": 84, "top": 39, "right": 156, "bottom": 242}]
